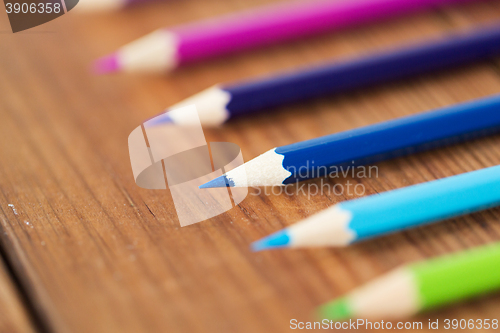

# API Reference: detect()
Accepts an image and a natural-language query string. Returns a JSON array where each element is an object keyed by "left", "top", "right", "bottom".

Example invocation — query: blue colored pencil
[
  {"left": 251, "top": 165, "right": 500, "bottom": 250},
  {"left": 150, "top": 24, "right": 500, "bottom": 126},
  {"left": 200, "top": 95, "right": 500, "bottom": 188}
]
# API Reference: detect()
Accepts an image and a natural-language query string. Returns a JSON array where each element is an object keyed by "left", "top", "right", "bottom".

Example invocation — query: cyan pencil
[{"left": 252, "top": 165, "right": 500, "bottom": 250}]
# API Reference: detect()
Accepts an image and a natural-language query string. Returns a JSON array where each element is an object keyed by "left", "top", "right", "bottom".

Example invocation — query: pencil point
[
  {"left": 251, "top": 230, "right": 291, "bottom": 251},
  {"left": 93, "top": 54, "right": 120, "bottom": 74},
  {"left": 199, "top": 175, "right": 234, "bottom": 189},
  {"left": 317, "top": 298, "right": 352, "bottom": 321},
  {"left": 145, "top": 112, "right": 174, "bottom": 127}
]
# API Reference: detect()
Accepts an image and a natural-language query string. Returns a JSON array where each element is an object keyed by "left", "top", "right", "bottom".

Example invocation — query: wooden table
[{"left": 1, "top": 0, "right": 500, "bottom": 332}]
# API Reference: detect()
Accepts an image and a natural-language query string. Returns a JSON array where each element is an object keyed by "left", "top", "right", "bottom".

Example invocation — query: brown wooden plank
[{"left": 1, "top": 1, "right": 500, "bottom": 332}]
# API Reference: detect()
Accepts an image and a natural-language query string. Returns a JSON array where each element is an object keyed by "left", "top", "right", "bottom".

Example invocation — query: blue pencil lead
[
  {"left": 145, "top": 113, "right": 174, "bottom": 127},
  {"left": 251, "top": 230, "right": 291, "bottom": 251},
  {"left": 199, "top": 175, "right": 233, "bottom": 189}
]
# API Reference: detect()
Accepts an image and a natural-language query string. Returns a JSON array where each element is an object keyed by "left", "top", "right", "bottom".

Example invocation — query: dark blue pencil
[
  {"left": 150, "top": 24, "right": 500, "bottom": 126},
  {"left": 199, "top": 95, "right": 500, "bottom": 187}
]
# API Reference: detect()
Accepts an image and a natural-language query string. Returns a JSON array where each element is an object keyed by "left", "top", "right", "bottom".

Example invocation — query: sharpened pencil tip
[
  {"left": 317, "top": 298, "right": 352, "bottom": 321},
  {"left": 251, "top": 230, "right": 291, "bottom": 251},
  {"left": 145, "top": 112, "right": 174, "bottom": 127},
  {"left": 199, "top": 175, "right": 234, "bottom": 189},
  {"left": 93, "top": 54, "right": 120, "bottom": 74}
]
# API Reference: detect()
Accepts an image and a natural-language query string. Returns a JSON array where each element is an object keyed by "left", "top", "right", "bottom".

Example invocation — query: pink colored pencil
[{"left": 95, "top": 0, "right": 477, "bottom": 73}]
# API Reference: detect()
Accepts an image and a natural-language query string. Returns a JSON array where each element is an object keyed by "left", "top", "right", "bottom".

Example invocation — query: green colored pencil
[{"left": 318, "top": 243, "right": 500, "bottom": 320}]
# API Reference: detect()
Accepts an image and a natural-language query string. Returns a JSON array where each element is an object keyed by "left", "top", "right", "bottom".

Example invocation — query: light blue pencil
[{"left": 252, "top": 165, "right": 500, "bottom": 251}]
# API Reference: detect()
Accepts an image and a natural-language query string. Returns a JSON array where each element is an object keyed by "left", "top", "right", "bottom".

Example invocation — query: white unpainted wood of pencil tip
[
  {"left": 347, "top": 268, "right": 420, "bottom": 319},
  {"left": 287, "top": 206, "right": 356, "bottom": 247},
  {"left": 224, "top": 148, "right": 293, "bottom": 187},
  {"left": 166, "top": 86, "right": 232, "bottom": 126},
  {"left": 117, "top": 30, "right": 179, "bottom": 72},
  {"left": 73, "top": 0, "right": 125, "bottom": 12}
]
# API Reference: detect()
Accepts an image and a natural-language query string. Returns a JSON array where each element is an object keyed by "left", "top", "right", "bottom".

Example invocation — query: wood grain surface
[
  {"left": 0, "top": 255, "right": 36, "bottom": 333},
  {"left": 1, "top": 0, "right": 500, "bottom": 332}
]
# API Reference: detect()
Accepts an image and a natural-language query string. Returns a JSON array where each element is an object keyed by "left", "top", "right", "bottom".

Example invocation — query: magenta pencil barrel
[{"left": 173, "top": 0, "right": 475, "bottom": 64}]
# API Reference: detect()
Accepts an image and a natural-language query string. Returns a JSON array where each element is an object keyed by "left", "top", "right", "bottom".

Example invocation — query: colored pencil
[
  {"left": 199, "top": 95, "right": 500, "bottom": 188},
  {"left": 250, "top": 165, "right": 500, "bottom": 250},
  {"left": 94, "top": 0, "right": 477, "bottom": 74},
  {"left": 149, "top": 24, "right": 500, "bottom": 126},
  {"left": 75, "top": 0, "right": 159, "bottom": 12},
  {"left": 318, "top": 243, "right": 500, "bottom": 320}
]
